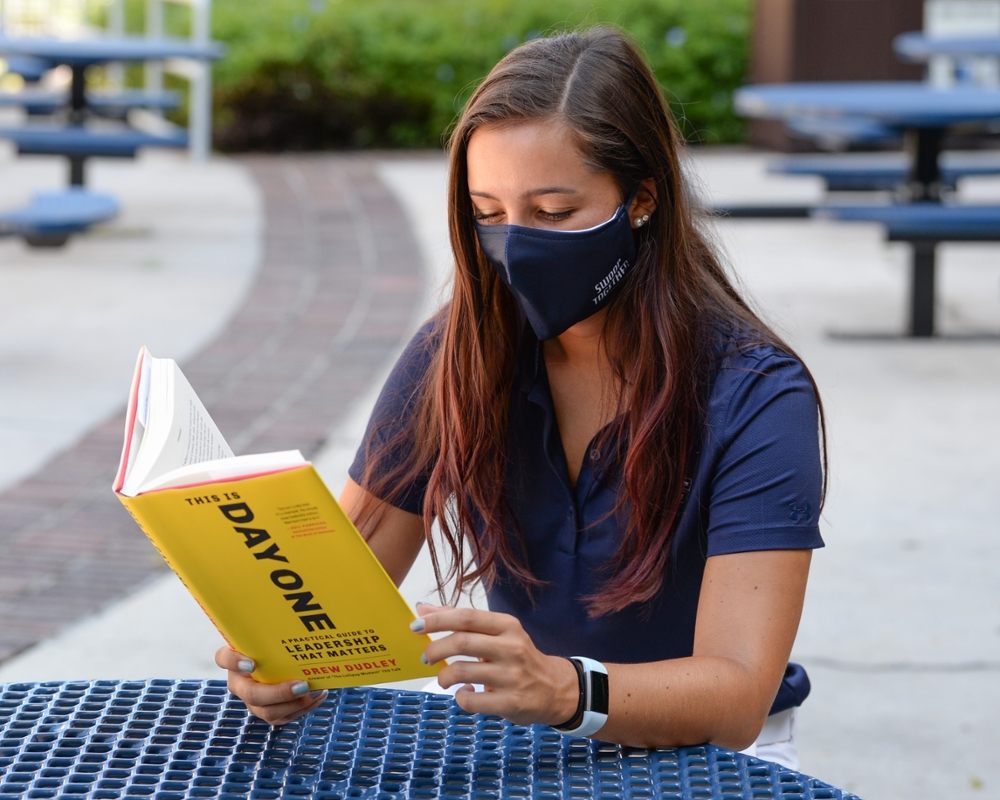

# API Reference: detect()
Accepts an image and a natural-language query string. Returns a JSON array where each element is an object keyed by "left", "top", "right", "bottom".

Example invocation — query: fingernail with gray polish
[
  {"left": 410, "top": 619, "right": 425, "bottom": 632},
  {"left": 420, "top": 654, "right": 429, "bottom": 665},
  {"left": 291, "top": 681, "right": 310, "bottom": 696},
  {"left": 309, "top": 690, "right": 328, "bottom": 700},
  {"left": 237, "top": 659, "right": 255, "bottom": 673}
]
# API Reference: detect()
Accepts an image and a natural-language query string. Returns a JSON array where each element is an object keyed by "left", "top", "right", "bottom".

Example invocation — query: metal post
[
  {"left": 69, "top": 64, "right": 87, "bottom": 124},
  {"left": 906, "top": 127, "right": 945, "bottom": 201},
  {"left": 910, "top": 241, "right": 937, "bottom": 337},
  {"left": 189, "top": 0, "right": 212, "bottom": 163},
  {"left": 145, "top": 0, "right": 163, "bottom": 115},
  {"left": 106, "top": 0, "right": 125, "bottom": 89},
  {"left": 69, "top": 156, "right": 86, "bottom": 187}
]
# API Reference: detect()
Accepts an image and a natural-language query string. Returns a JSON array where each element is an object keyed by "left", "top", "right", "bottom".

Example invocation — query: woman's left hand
[{"left": 413, "top": 604, "right": 579, "bottom": 726}]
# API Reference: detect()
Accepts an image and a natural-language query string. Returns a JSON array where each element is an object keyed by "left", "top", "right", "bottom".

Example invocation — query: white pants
[
  {"left": 740, "top": 708, "right": 799, "bottom": 770},
  {"left": 421, "top": 679, "right": 799, "bottom": 771}
]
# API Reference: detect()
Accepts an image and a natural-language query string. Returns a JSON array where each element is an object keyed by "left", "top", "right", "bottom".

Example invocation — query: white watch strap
[{"left": 556, "top": 657, "right": 609, "bottom": 737}]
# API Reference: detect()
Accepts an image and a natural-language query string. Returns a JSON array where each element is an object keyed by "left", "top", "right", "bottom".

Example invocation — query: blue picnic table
[
  {"left": 735, "top": 82, "right": 1000, "bottom": 200},
  {"left": 0, "top": 36, "right": 224, "bottom": 121},
  {"left": 729, "top": 81, "right": 1000, "bottom": 336},
  {"left": 0, "top": 35, "right": 225, "bottom": 245},
  {"left": 735, "top": 81, "right": 1000, "bottom": 125},
  {"left": 0, "top": 680, "right": 863, "bottom": 800},
  {"left": 0, "top": 36, "right": 225, "bottom": 183},
  {"left": 0, "top": 36, "right": 225, "bottom": 65}
]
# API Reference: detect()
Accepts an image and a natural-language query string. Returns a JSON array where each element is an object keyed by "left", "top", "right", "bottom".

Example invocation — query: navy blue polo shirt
[{"left": 350, "top": 320, "right": 823, "bottom": 714}]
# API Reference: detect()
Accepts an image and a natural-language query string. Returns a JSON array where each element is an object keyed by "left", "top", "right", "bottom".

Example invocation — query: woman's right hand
[{"left": 215, "top": 646, "right": 328, "bottom": 725}]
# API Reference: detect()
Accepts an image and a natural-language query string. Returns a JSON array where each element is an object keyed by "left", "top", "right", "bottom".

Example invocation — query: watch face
[{"left": 590, "top": 671, "right": 610, "bottom": 716}]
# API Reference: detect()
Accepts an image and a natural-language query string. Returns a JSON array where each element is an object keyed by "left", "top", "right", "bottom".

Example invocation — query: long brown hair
[{"left": 361, "top": 26, "right": 826, "bottom": 617}]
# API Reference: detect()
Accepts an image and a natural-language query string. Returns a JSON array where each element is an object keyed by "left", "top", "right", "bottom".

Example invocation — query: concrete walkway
[{"left": 0, "top": 148, "right": 998, "bottom": 800}]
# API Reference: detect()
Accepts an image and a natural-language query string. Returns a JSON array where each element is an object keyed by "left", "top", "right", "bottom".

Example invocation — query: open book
[{"left": 113, "top": 347, "right": 439, "bottom": 689}]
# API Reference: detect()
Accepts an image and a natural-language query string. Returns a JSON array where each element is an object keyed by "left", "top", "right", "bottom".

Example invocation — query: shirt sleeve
[
  {"left": 705, "top": 350, "right": 825, "bottom": 556},
  {"left": 348, "top": 319, "right": 440, "bottom": 515}
]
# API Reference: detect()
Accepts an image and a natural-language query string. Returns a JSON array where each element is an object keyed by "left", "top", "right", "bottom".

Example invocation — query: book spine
[{"left": 117, "top": 495, "right": 238, "bottom": 653}]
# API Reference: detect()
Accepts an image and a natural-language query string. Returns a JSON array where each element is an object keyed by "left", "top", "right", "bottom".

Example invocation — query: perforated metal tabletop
[{"left": 0, "top": 681, "right": 860, "bottom": 800}]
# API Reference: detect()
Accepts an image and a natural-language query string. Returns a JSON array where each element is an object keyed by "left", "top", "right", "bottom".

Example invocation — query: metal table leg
[
  {"left": 68, "top": 155, "right": 86, "bottom": 186},
  {"left": 909, "top": 241, "right": 937, "bottom": 337},
  {"left": 906, "top": 127, "right": 945, "bottom": 202},
  {"left": 68, "top": 65, "right": 88, "bottom": 187},
  {"left": 69, "top": 64, "right": 87, "bottom": 124},
  {"left": 903, "top": 126, "right": 944, "bottom": 336}
]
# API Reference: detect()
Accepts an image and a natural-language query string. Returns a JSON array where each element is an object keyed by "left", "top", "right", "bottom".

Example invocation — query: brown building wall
[{"left": 750, "top": 0, "right": 925, "bottom": 149}]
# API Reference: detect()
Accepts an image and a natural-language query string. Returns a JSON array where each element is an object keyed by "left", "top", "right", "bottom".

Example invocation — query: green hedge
[{"left": 144, "top": 0, "right": 749, "bottom": 150}]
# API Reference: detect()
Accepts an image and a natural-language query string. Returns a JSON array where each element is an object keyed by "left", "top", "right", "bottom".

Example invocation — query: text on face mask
[{"left": 593, "top": 258, "right": 630, "bottom": 304}]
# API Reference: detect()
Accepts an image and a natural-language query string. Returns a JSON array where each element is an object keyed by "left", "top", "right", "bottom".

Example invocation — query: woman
[{"left": 216, "top": 26, "right": 824, "bottom": 763}]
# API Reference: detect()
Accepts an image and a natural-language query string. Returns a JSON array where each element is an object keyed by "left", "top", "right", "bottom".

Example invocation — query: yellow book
[{"left": 113, "top": 347, "right": 440, "bottom": 689}]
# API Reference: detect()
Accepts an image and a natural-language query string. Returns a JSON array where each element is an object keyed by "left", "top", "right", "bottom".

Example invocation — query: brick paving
[{"left": 0, "top": 155, "right": 426, "bottom": 664}]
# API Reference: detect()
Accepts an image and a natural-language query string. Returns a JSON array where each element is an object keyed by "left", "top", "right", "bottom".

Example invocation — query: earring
[{"left": 633, "top": 214, "right": 650, "bottom": 228}]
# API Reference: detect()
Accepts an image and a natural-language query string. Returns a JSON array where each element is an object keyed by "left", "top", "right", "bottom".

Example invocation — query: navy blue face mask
[{"left": 475, "top": 199, "right": 638, "bottom": 340}]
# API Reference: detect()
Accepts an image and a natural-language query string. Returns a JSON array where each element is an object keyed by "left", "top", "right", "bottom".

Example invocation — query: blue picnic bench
[
  {"left": 712, "top": 199, "right": 1000, "bottom": 336},
  {"left": 814, "top": 202, "right": 1000, "bottom": 239},
  {"left": 0, "top": 125, "right": 188, "bottom": 156},
  {"left": 784, "top": 116, "right": 902, "bottom": 149},
  {"left": 813, "top": 204, "right": 1000, "bottom": 337},
  {"left": 0, "top": 189, "right": 119, "bottom": 247},
  {"left": 0, "top": 125, "right": 188, "bottom": 185},
  {"left": 0, "top": 88, "right": 180, "bottom": 118},
  {"left": 2, "top": 53, "right": 52, "bottom": 82},
  {"left": 769, "top": 152, "right": 1000, "bottom": 192}
]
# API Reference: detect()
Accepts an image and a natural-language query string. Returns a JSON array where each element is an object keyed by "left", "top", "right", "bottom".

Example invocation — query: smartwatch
[{"left": 552, "top": 656, "right": 609, "bottom": 737}]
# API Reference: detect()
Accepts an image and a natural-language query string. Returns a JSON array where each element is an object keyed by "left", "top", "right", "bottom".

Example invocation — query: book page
[
  {"left": 172, "top": 362, "right": 233, "bottom": 467},
  {"left": 139, "top": 451, "right": 306, "bottom": 494},
  {"left": 113, "top": 348, "right": 149, "bottom": 493},
  {"left": 137, "top": 353, "right": 152, "bottom": 428},
  {"left": 121, "top": 354, "right": 235, "bottom": 497}
]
